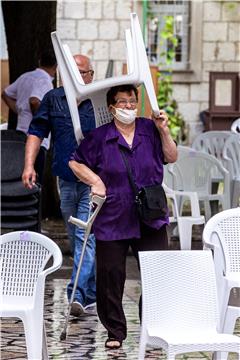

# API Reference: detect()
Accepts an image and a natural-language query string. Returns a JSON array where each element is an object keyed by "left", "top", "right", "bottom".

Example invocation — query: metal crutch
[{"left": 60, "top": 194, "right": 106, "bottom": 340}]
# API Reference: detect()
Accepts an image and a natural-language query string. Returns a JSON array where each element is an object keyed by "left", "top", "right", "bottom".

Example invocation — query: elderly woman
[{"left": 69, "top": 84, "right": 177, "bottom": 349}]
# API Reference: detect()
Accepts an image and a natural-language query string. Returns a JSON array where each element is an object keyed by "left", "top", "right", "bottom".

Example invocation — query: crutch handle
[
  {"left": 68, "top": 216, "right": 88, "bottom": 229},
  {"left": 91, "top": 194, "right": 106, "bottom": 207},
  {"left": 68, "top": 195, "right": 106, "bottom": 229}
]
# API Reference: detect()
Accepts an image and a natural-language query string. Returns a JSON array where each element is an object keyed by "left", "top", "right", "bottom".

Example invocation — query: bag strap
[{"left": 119, "top": 147, "right": 139, "bottom": 197}]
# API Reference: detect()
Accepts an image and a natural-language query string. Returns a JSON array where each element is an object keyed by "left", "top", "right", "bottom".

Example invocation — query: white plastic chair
[
  {"left": 203, "top": 208, "right": 240, "bottom": 331},
  {"left": 168, "top": 147, "right": 231, "bottom": 221},
  {"left": 138, "top": 250, "right": 240, "bottom": 360},
  {"left": 192, "top": 131, "right": 233, "bottom": 209},
  {"left": 192, "top": 131, "right": 231, "bottom": 163},
  {"left": 51, "top": 12, "right": 160, "bottom": 143},
  {"left": 163, "top": 183, "right": 205, "bottom": 250},
  {"left": 223, "top": 133, "right": 240, "bottom": 207},
  {"left": 231, "top": 118, "right": 240, "bottom": 134},
  {"left": 203, "top": 208, "right": 240, "bottom": 360},
  {"left": 0, "top": 231, "right": 63, "bottom": 359}
]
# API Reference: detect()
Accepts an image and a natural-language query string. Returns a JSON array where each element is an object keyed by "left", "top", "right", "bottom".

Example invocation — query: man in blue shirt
[{"left": 22, "top": 54, "right": 96, "bottom": 316}]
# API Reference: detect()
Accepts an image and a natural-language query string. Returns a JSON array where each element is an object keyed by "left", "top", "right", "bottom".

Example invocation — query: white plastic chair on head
[
  {"left": 0, "top": 231, "right": 63, "bottom": 359},
  {"left": 168, "top": 147, "right": 231, "bottom": 221},
  {"left": 51, "top": 12, "right": 160, "bottom": 143},
  {"left": 231, "top": 118, "right": 240, "bottom": 134},
  {"left": 138, "top": 250, "right": 240, "bottom": 360},
  {"left": 223, "top": 133, "right": 240, "bottom": 207},
  {"left": 203, "top": 208, "right": 240, "bottom": 360}
]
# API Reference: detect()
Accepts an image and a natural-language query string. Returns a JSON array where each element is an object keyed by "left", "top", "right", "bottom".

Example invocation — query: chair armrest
[
  {"left": 163, "top": 184, "right": 202, "bottom": 218},
  {"left": 41, "top": 249, "right": 63, "bottom": 277}
]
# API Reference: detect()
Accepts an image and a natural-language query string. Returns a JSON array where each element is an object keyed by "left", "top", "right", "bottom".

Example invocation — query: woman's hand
[
  {"left": 151, "top": 110, "right": 169, "bottom": 135},
  {"left": 151, "top": 110, "right": 178, "bottom": 163},
  {"left": 91, "top": 177, "right": 106, "bottom": 197}
]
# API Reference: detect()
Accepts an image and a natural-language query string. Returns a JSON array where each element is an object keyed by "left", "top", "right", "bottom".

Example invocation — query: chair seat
[
  {"left": 169, "top": 215, "right": 205, "bottom": 225},
  {"left": 1, "top": 208, "right": 38, "bottom": 216},
  {"left": 1, "top": 296, "right": 34, "bottom": 314},
  {"left": 147, "top": 328, "right": 240, "bottom": 355},
  {"left": 1, "top": 218, "right": 38, "bottom": 230},
  {"left": 148, "top": 328, "right": 240, "bottom": 347},
  {"left": 1, "top": 197, "right": 38, "bottom": 208},
  {"left": 1, "top": 181, "right": 39, "bottom": 197}
]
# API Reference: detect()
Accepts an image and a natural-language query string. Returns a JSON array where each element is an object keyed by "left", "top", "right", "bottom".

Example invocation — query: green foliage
[{"left": 157, "top": 15, "right": 188, "bottom": 143}]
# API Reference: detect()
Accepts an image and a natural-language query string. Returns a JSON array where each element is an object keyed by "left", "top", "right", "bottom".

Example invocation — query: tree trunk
[{"left": 2, "top": 1, "right": 60, "bottom": 219}]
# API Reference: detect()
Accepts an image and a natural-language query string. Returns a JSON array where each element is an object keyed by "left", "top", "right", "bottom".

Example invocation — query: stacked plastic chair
[
  {"left": 223, "top": 133, "right": 240, "bottom": 207},
  {"left": 51, "top": 13, "right": 160, "bottom": 143},
  {"left": 203, "top": 208, "right": 240, "bottom": 360},
  {"left": 138, "top": 250, "right": 240, "bottom": 359},
  {"left": 192, "top": 131, "right": 234, "bottom": 209},
  {"left": 0, "top": 231, "right": 63, "bottom": 359},
  {"left": 167, "top": 146, "right": 230, "bottom": 221},
  {"left": 1, "top": 130, "right": 41, "bottom": 232}
]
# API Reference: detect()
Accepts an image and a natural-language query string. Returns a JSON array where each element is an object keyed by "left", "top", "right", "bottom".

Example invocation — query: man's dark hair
[
  {"left": 39, "top": 49, "right": 57, "bottom": 67},
  {"left": 107, "top": 85, "right": 138, "bottom": 106}
]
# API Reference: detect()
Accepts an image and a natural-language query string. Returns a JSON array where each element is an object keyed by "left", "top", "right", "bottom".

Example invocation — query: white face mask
[{"left": 113, "top": 107, "right": 137, "bottom": 125}]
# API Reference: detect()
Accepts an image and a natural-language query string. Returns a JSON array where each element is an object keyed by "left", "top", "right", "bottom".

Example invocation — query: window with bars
[{"left": 146, "top": 0, "right": 190, "bottom": 71}]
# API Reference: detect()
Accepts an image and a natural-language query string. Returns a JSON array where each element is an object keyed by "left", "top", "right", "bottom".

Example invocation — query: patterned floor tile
[{"left": 1, "top": 278, "right": 239, "bottom": 359}]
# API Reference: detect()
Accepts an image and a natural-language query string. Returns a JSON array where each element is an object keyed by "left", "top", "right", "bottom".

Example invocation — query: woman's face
[{"left": 109, "top": 90, "right": 138, "bottom": 115}]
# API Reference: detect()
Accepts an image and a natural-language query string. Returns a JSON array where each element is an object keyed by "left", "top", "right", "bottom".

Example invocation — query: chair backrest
[
  {"left": 1, "top": 130, "right": 27, "bottom": 181},
  {"left": 1, "top": 140, "right": 26, "bottom": 181},
  {"left": 192, "top": 131, "right": 231, "bottom": 174},
  {"left": 223, "top": 133, "right": 240, "bottom": 179},
  {"left": 168, "top": 148, "right": 229, "bottom": 195},
  {"left": 0, "top": 231, "right": 62, "bottom": 297},
  {"left": 139, "top": 250, "right": 219, "bottom": 331},
  {"left": 231, "top": 118, "right": 240, "bottom": 134},
  {"left": 203, "top": 208, "right": 240, "bottom": 274}
]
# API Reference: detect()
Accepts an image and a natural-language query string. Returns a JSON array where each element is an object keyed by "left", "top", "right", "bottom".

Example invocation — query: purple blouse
[{"left": 71, "top": 117, "right": 169, "bottom": 241}]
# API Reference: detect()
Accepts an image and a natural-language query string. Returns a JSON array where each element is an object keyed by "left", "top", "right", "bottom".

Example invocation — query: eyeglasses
[
  {"left": 79, "top": 70, "right": 94, "bottom": 77},
  {"left": 115, "top": 98, "right": 138, "bottom": 108}
]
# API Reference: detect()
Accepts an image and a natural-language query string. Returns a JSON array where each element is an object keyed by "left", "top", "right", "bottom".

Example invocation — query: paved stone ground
[{"left": 1, "top": 219, "right": 240, "bottom": 359}]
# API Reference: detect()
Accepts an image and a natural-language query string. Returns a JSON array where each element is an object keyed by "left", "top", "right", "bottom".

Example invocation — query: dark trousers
[{"left": 96, "top": 223, "right": 168, "bottom": 341}]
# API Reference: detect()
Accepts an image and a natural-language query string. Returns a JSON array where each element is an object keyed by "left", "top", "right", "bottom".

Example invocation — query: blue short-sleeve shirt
[
  {"left": 29, "top": 87, "right": 95, "bottom": 181},
  {"left": 72, "top": 117, "right": 169, "bottom": 241}
]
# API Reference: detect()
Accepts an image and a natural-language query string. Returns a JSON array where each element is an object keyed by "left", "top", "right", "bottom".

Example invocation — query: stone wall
[
  {"left": 172, "top": 0, "right": 240, "bottom": 142},
  {"left": 56, "top": 0, "right": 240, "bottom": 143},
  {"left": 57, "top": 0, "right": 135, "bottom": 79}
]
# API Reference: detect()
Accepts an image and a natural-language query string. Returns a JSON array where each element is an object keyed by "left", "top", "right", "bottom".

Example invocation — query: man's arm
[
  {"left": 29, "top": 97, "right": 41, "bottom": 114},
  {"left": 1, "top": 90, "right": 17, "bottom": 114},
  {"left": 22, "top": 135, "right": 42, "bottom": 189}
]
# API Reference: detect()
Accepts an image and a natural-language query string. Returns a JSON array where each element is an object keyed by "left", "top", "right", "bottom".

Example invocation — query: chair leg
[
  {"left": 42, "top": 321, "right": 49, "bottom": 360},
  {"left": 231, "top": 181, "right": 240, "bottom": 207},
  {"left": 177, "top": 218, "right": 193, "bottom": 250},
  {"left": 138, "top": 328, "right": 147, "bottom": 360},
  {"left": 23, "top": 315, "right": 43, "bottom": 359},
  {"left": 212, "top": 351, "right": 229, "bottom": 360},
  {"left": 204, "top": 200, "right": 212, "bottom": 221}
]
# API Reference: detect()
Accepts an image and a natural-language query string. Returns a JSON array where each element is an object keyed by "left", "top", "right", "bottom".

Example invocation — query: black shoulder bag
[{"left": 120, "top": 148, "right": 168, "bottom": 221}]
